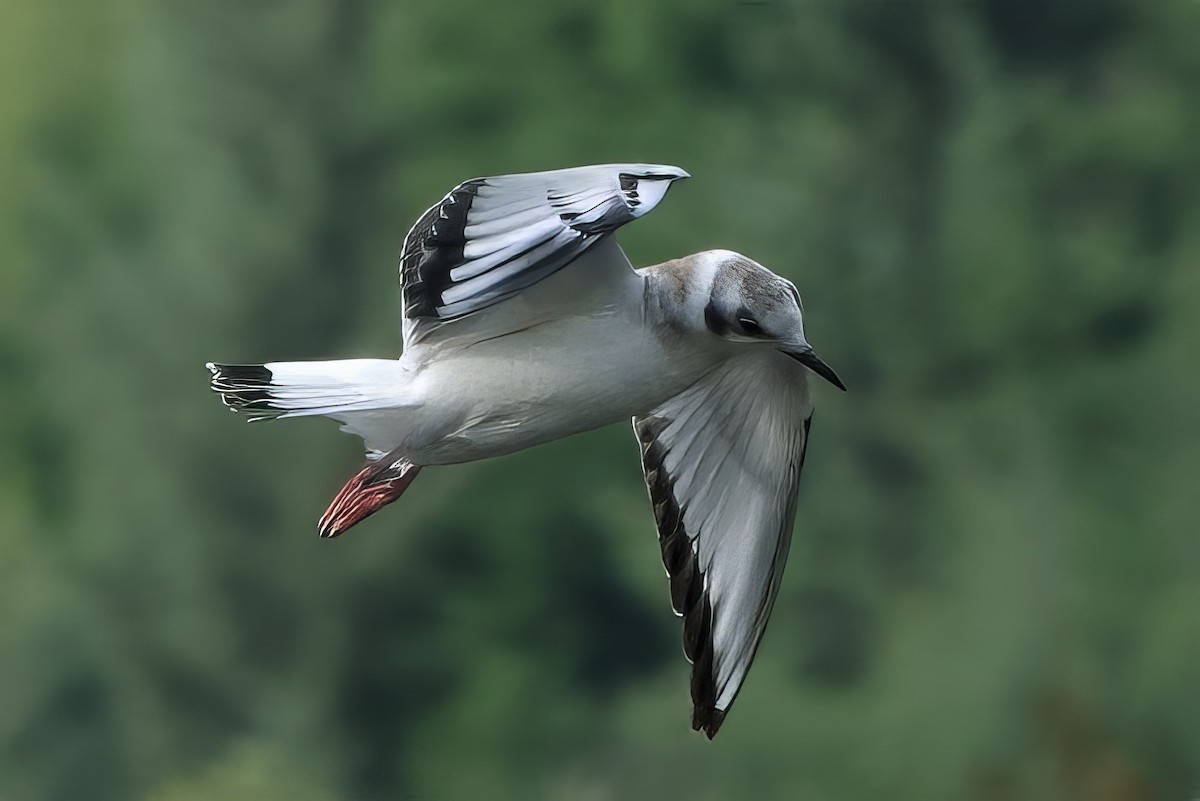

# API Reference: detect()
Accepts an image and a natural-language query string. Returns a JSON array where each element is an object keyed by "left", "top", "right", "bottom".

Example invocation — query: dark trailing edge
[{"left": 634, "top": 415, "right": 726, "bottom": 738}]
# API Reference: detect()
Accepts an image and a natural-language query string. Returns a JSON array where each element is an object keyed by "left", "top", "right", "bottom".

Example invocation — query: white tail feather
[{"left": 207, "top": 359, "right": 412, "bottom": 458}]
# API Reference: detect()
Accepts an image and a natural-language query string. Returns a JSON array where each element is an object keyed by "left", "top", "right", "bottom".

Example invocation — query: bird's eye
[{"left": 738, "top": 318, "right": 764, "bottom": 336}]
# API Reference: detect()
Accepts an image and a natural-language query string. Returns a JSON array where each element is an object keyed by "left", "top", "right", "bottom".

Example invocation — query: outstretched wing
[
  {"left": 399, "top": 163, "right": 687, "bottom": 345},
  {"left": 633, "top": 351, "right": 815, "bottom": 738}
]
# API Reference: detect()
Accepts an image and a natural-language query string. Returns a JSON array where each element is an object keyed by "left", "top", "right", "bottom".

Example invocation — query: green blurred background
[{"left": 3, "top": 1, "right": 1199, "bottom": 799}]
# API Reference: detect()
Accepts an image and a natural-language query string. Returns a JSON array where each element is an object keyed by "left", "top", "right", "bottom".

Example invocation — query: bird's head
[{"left": 687, "top": 250, "right": 845, "bottom": 390}]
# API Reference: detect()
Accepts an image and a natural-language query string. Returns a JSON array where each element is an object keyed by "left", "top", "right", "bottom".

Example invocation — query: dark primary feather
[
  {"left": 636, "top": 415, "right": 725, "bottom": 738},
  {"left": 400, "top": 179, "right": 482, "bottom": 320},
  {"left": 396, "top": 165, "right": 685, "bottom": 341}
]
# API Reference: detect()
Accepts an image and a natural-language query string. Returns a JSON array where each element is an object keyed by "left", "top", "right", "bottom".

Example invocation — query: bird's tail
[{"left": 206, "top": 359, "right": 413, "bottom": 457}]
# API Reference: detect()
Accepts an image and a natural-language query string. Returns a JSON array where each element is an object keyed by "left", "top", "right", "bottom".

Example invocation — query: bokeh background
[{"left": 3, "top": 1, "right": 1199, "bottom": 799}]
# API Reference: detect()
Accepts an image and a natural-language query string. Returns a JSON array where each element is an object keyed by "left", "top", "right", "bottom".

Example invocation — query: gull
[{"left": 207, "top": 163, "right": 845, "bottom": 738}]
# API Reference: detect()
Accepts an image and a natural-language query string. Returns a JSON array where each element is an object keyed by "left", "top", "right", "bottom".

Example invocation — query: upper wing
[
  {"left": 633, "top": 351, "right": 815, "bottom": 738},
  {"left": 399, "top": 163, "right": 687, "bottom": 345}
]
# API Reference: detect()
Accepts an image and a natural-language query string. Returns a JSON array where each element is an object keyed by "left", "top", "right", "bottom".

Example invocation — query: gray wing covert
[{"left": 399, "top": 163, "right": 687, "bottom": 345}]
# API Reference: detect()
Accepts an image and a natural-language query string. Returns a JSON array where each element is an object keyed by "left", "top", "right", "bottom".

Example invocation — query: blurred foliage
[{"left": 2, "top": 0, "right": 1199, "bottom": 799}]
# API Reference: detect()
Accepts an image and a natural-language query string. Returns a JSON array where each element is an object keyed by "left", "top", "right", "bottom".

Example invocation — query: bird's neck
[{"left": 638, "top": 254, "right": 719, "bottom": 332}]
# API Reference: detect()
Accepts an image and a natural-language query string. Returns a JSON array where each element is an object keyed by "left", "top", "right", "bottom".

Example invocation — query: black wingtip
[{"left": 692, "top": 707, "right": 726, "bottom": 740}]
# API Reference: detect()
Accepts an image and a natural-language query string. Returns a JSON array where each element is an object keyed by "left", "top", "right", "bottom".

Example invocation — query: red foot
[{"left": 318, "top": 459, "right": 421, "bottom": 538}]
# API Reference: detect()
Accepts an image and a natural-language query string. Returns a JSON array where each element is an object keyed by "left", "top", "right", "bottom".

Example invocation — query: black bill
[{"left": 782, "top": 346, "right": 847, "bottom": 391}]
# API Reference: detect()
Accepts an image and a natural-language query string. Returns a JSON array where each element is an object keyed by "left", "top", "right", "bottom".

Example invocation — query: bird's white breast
[{"left": 399, "top": 309, "right": 725, "bottom": 465}]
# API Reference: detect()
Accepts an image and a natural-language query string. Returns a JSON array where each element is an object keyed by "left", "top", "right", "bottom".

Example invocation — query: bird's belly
[{"left": 406, "top": 317, "right": 717, "bottom": 464}]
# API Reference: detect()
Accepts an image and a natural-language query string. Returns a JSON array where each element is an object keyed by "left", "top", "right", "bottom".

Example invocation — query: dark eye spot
[{"left": 704, "top": 299, "right": 730, "bottom": 336}]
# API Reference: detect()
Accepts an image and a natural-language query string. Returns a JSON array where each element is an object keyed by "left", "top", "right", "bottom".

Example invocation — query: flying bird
[{"left": 207, "top": 163, "right": 844, "bottom": 738}]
